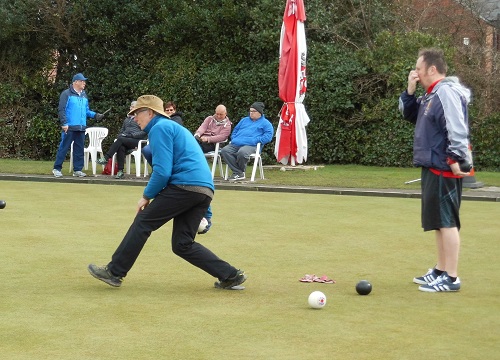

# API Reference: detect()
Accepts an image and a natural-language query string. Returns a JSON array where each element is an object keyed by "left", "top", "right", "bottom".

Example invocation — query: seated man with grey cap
[
  {"left": 88, "top": 95, "right": 247, "bottom": 290},
  {"left": 220, "top": 101, "right": 274, "bottom": 181}
]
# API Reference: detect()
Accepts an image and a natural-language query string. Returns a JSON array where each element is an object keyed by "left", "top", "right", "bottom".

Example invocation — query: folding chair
[{"left": 224, "top": 142, "right": 264, "bottom": 182}]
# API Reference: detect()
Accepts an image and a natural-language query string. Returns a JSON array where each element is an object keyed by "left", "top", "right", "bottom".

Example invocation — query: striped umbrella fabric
[{"left": 274, "top": 0, "right": 310, "bottom": 165}]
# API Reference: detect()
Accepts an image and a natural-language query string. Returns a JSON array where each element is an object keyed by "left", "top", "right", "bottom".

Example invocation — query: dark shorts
[{"left": 421, "top": 167, "right": 463, "bottom": 231}]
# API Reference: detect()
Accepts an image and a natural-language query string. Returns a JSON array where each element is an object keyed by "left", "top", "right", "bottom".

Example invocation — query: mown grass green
[
  {"left": 1, "top": 158, "right": 500, "bottom": 189},
  {"left": 1, "top": 181, "right": 499, "bottom": 359}
]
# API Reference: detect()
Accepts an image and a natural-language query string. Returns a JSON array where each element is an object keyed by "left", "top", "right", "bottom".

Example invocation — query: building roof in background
[{"left": 476, "top": 0, "right": 500, "bottom": 24}]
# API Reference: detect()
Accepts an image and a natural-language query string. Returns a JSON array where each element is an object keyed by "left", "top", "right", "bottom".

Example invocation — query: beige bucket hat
[{"left": 128, "top": 95, "right": 169, "bottom": 118}]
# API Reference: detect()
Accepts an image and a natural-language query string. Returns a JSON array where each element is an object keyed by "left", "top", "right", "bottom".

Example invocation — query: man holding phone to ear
[{"left": 399, "top": 48, "right": 472, "bottom": 293}]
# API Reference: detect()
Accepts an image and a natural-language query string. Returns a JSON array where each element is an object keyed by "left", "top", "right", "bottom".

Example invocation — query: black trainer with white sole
[
  {"left": 88, "top": 264, "right": 123, "bottom": 287},
  {"left": 217, "top": 270, "right": 247, "bottom": 289}
]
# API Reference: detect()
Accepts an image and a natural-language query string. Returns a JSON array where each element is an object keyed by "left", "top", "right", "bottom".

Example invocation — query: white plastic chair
[
  {"left": 111, "top": 139, "right": 149, "bottom": 177},
  {"left": 224, "top": 142, "right": 264, "bottom": 182},
  {"left": 205, "top": 141, "right": 225, "bottom": 179},
  {"left": 69, "top": 127, "right": 108, "bottom": 175}
]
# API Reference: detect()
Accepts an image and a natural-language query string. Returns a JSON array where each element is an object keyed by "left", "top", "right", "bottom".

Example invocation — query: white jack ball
[
  {"left": 308, "top": 291, "right": 327, "bottom": 309},
  {"left": 198, "top": 217, "right": 209, "bottom": 233}
]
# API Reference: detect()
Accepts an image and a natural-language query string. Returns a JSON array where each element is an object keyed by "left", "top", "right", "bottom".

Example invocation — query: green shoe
[
  {"left": 115, "top": 170, "right": 125, "bottom": 179},
  {"left": 96, "top": 157, "right": 108, "bottom": 165}
]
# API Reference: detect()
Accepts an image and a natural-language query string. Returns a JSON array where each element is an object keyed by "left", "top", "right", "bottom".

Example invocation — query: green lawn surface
[
  {"left": 1, "top": 158, "right": 499, "bottom": 190},
  {"left": 1, "top": 181, "right": 499, "bottom": 359}
]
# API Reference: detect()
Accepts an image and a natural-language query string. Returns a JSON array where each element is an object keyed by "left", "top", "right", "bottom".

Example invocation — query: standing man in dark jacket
[
  {"left": 96, "top": 101, "right": 147, "bottom": 179},
  {"left": 399, "top": 48, "right": 472, "bottom": 293},
  {"left": 52, "top": 73, "right": 104, "bottom": 178}
]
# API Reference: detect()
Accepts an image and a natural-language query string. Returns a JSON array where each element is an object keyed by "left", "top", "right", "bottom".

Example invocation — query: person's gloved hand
[
  {"left": 94, "top": 113, "right": 104, "bottom": 121},
  {"left": 119, "top": 133, "right": 128, "bottom": 138}
]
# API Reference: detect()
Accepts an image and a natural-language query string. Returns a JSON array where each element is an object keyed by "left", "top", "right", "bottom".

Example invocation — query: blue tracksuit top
[
  {"left": 398, "top": 76, "right": 471, "bottom": 170},
  {"left": 230, "top": 115, "right": 274, "bottom": 146},
  {"left": 58, "top": 85, "right": 97, "bottom": 131},
  {"left": 143, "top": 115, "right": 214, "bottom": 199}
]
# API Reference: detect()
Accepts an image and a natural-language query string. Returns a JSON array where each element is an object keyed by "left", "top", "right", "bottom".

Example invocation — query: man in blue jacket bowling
[{"left": 88, "top": 95, "right": 246, "bottom": 290}]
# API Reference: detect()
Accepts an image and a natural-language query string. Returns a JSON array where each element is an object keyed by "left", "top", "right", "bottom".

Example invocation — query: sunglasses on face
[{"left": 133, "top": 108, "right": 149, "bottom": 117}]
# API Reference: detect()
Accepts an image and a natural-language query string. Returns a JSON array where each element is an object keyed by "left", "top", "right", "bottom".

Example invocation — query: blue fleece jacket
[
  {"left": 58, "top": 85, "right": 97, "bottom": 131},
  {"left": 230, "top": 115, "right": 274, "bottom": 146},
  {"left": 143, "top": 115, "right": 214, "bottom": 199}
]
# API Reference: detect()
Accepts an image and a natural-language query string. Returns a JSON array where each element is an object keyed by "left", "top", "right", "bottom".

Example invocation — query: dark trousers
[
  {"left": 105, "top": 137, "right": 142, "bottom": 171},
  {"left": 53, "top": 130, "right": 85, "bottom": 171},
  {"left": 108, "top": 185, "right": 236, "bottom": 281},
  {"left": 199, "top": 142, "right": 216, "bottom": 153}
]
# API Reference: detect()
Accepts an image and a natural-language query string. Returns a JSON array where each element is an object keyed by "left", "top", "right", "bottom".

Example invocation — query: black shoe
[
  {"left": 88, "top": 264, "right": 123, "bottom": 287},
  {"left": 214, "top": 281, "right": 245, "bottom": 290},
  {"left": 218, "top": 270, "right": 247, "bottom": 289}
]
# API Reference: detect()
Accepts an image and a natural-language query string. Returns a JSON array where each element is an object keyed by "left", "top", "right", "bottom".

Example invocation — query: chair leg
[
  {"left": 90, "top": 150, "right": 97, "bottom": 175},
  {"left": 250, "top": 155, "right": 259, "bottom": 182},
  {"left": 224, "top": 164, "right": 229, "bottom": 180},
  {"left": 69, "top": 144, "right": 73, "bottom": 174},
  {"left": 210, "top": 155, "right": 217, "bottom": 179},
  {"left": 111, "top": 155, "right": 115, "bottom": 176},
  {"left": 84, "top": 151, "right": 89, "bottom": 170},
  {"left": 125, "top": 154, "right": 131, "bottom": 174},
  {"left": 259, "top": 157, "right": 265, "bottom": 179},
  {"left": 217, "top": 155, "right": 223, "bottom": 178},
  {"left": 143, "top": 155, "right": 149, "bottom": 177},
  {"left": 134, "top": 153, "right": 141, "bottom": 177}
]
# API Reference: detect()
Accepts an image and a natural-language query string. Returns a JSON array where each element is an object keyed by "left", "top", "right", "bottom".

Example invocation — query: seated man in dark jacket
[{"left": 96, "top": 101, "right": 147, "bottom": 179}]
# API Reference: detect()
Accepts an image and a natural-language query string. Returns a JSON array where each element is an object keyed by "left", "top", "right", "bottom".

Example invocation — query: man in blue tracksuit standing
[
  {"left": 221, "top": 101, "right": 274, "bottom": 181},
  {"left": 88, "top": 95, "right": 247, "bottom": 290},
  {"left": 52, "top": 73, "right": 104, "bottom": 178},
  {"left": 399, "top": 48, "right": 472, "bottom": 293}
]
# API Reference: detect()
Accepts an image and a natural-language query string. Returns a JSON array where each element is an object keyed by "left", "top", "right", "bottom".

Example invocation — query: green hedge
[{"left": 0, "top": 0, "right": 498, "bottom": 170}]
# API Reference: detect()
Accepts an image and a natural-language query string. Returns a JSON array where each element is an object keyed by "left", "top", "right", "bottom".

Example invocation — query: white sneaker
[
  {"left": 72, "top": 171, "right": 87, "bottom": 177},
  {"left": 228, "top": 173, "right": 246, "bottom": 182},
  {"left": 413, "top": 268, "right": 439, "bottom": 285},
  {"left": 418, "top": 272, "right": 461, "bottom": 292},
  {"left": 52, "top": 169, "right": 63, "bottom": 178}
]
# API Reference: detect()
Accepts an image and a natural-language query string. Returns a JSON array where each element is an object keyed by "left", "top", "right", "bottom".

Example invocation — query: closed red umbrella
[{"left": 274, "top": 0, "right": 310, "bottom": 165}]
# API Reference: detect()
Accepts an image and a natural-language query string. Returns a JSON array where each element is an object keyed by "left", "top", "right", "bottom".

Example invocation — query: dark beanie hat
[{"left": 250, "top": 102, "right": 265, "bottom": 115}]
